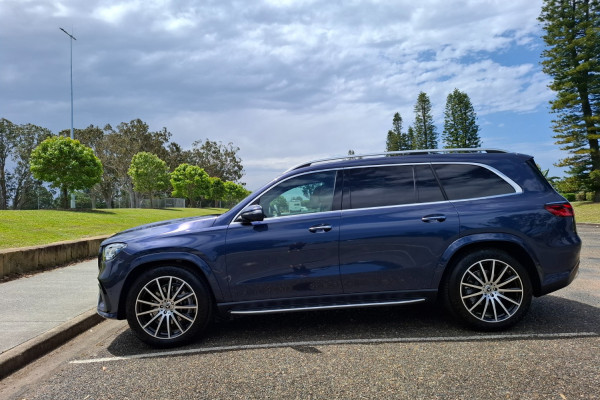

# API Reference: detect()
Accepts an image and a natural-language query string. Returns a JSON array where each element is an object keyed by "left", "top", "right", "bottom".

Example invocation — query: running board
[{"left": 229, "top": 298, "right": 426, "bottom": 316}]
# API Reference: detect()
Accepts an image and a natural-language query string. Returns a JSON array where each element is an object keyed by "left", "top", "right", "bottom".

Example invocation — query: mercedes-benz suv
[{"left": 97, "top": 149, "right": 581, "bottom": 347}]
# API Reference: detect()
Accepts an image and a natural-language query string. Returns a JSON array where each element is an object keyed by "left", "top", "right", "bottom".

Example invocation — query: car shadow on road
[{"left": 106, "top": 295, "right": 600, "bottom": 357}]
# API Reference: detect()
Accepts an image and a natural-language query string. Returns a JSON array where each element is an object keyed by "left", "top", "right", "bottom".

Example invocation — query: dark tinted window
[
  {"left": 347, "top": 166, "right": 415, "bottom": 209},
  {"left": 415, "top": 165, "right": 445, "bottom": 203},
  {"left": 433, "top": 164, "right": 516, "bottom": 200}
]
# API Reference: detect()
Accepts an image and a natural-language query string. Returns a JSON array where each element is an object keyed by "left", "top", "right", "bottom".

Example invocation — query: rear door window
[
  {"left": 346, "top": 166, "right": 415, "bottom": 209},
  {"left": 415, "top": 165, "right": 445, "bottom": 203}
]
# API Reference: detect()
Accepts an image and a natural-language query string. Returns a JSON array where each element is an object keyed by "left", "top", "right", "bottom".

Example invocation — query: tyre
[
  {"left": 126, "top": 266, "right": 212, "bottom": 347},
  {"left": 444, "top": 249, "right": 532, "bottom": 331}
]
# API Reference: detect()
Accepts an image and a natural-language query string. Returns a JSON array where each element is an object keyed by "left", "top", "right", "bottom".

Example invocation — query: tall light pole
[{"left": 60, "top": 27, "right": 77, "bottom": 209}]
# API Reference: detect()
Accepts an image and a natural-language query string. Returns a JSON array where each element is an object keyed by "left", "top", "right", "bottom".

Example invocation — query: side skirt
[
  {"left": 217, "top": 290, "right": 437, "bottom": 316},
  {"left": 229, "top": 298, "right": 426, "bottom": 315}
]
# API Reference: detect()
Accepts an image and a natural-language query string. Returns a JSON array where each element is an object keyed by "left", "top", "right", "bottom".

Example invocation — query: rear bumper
[{"left": 537, "top": 259, "right": 580, "bottom": 296}]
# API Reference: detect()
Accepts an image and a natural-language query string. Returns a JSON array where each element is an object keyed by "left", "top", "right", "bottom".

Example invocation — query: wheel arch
[
  {"left": 435, "top": 236, "right": 543, "bottom": 297},
  {"left": 117, "top": 252, "right": 223, "bottom": 319}
]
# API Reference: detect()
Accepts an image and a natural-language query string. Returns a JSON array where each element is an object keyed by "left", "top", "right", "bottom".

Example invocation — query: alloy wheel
[
  {"left": 134, "top": 276, "right": 198, "bottom": 340},
  {"left": 459, "top": 259, "right": 524, "bottom": 323}
]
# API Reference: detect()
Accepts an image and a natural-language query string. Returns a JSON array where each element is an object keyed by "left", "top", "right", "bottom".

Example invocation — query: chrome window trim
[
  {"left": 232, "top": 161, "right": 523, "bottom": 222},
  {"left": 340, "top": 199, "right": 454, "bottom": 215},
  {"left": 429, "top": 162, "right": 523, "bottom": 195}
]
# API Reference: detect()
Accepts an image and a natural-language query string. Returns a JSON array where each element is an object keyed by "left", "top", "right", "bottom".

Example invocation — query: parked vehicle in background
[{"left": 97, "top": 149, "right": 581, "bottom": 347}]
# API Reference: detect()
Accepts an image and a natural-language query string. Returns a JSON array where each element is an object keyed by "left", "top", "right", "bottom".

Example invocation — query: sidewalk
[{"left": 0, "top": 259, "right": 101, "bottom": 359}]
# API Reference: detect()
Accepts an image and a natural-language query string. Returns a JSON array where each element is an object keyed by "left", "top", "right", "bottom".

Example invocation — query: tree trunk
[
  {"left": 61, "top": 187, "right": 69, "bottom": 209},
  {"left": 0, "top": 164, "right": 7, "bottom": 210}
]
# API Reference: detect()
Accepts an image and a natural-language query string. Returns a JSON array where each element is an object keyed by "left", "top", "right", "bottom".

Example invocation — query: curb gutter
[{"left": 0, "top": 309, "right": 103, "bottom": 380}]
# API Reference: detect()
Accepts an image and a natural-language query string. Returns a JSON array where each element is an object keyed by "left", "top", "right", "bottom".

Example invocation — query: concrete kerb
[
  {"left": 0, "top": 309, "right": 104, "bottom": 380},
  {"left": 0, "top": 235, "right": 110, "bottom": 279}
]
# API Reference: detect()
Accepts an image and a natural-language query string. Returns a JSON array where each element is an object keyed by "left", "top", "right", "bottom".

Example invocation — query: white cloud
[{"left": 1, "top": 0, "right": 565, "bottom": 188}]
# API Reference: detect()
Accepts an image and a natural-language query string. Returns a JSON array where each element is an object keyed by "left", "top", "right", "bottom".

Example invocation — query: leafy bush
[
  {"left": 586, "top": 192, "right": 594, "bottom": 201},
  {"left": 562, "top": 193, "right": 576, "bottom": 201}
]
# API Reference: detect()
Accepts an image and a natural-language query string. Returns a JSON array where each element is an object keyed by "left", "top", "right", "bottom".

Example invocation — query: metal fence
[{"left": 138, "top": 198, "right": 186, "bottom": 209}]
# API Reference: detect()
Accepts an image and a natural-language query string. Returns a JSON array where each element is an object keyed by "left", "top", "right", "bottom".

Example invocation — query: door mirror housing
[{"left": 239, "top": 205, "right": 265, "bottom": 223}]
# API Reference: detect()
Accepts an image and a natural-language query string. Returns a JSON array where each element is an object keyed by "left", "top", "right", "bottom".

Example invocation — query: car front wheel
[
  {"left": 126, "top": 266, "right": 212, "bottom": 347},
  {"left": 444, "top": 249, "right": 532, "bottom": 330}
]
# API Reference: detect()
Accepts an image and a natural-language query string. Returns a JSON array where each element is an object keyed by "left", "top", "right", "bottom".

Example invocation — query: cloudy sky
[{"left": 1, "top": 0, "right": 562, "bottom": 189}]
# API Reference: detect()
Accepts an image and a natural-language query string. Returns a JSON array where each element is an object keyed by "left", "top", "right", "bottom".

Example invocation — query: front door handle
[
  {"left": 309, "top": 224, "right": 333, "bottom": 233},
  {"left": 421, "top": 214, "right": 446, "bottom": 223}
]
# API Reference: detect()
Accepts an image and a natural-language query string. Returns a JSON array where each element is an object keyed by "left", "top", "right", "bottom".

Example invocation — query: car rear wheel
[
  {"left": 126, "top": 266, "right": 212, "bottom": 347},
  {"left": 444, "top": 249, "right": 532, "bottom": 330}
]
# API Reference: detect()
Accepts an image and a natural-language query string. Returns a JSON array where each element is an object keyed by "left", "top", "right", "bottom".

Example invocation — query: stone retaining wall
[{"left": 0, "top": 236, "right": 111, "bottom": 278}]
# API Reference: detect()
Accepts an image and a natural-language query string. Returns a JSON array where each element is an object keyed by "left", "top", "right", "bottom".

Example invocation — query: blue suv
[{"left": 97, "top": 149, "right": 581, "bottom": 347}]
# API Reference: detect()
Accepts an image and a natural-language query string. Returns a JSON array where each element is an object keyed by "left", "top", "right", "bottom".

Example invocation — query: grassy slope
[
  {"left": 0, "top": 202, "right": 597, "bottom": 250},
  {"left": 572, "top": 202, "right": 600, "bottom": 224},
  {"left": 0, "top": 208, "right": 226, "bottom": 250}
]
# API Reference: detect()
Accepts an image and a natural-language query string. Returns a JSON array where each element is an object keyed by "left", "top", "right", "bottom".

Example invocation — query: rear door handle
[
  {"left": 309, "top": 224, "right": 333, "bottom": 233},
  {"left": 421, "top": 214, "right": 446, "bottom": 223}
]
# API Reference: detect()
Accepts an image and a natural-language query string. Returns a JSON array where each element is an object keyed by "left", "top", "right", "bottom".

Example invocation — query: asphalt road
[{"left": 1, "top": 225, "right": 599, "bottom": 399}]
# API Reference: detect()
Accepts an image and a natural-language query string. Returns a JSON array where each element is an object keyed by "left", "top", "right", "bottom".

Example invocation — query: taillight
[{"left": 544, "top": 203, "right": 575, "bottom": 217}]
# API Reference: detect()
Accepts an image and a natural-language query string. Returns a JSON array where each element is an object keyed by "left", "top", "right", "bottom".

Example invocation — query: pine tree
[
  {"left": 539, "top": 0, "right": 600, "bottom": 199},
  {"left": 386, "top": 112, "right": 413, "bottom": 152},
  {"left": 413, "top": 92, "right": 438, "bottom": 149},
  {"left": 443, "top": 89, "right": 481, "bottom": 148},
  {"left": 407, "top": 126, "right": 415, "bottom": 150}
]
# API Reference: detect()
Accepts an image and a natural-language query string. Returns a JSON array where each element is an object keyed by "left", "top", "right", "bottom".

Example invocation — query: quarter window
[{"left": 433, "top": 164, "right": 516, "bottom": 200}]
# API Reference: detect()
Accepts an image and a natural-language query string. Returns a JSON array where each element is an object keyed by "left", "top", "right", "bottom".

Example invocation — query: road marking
[{"left": 70, "top": 331, "right": 598, "bottom": 365}]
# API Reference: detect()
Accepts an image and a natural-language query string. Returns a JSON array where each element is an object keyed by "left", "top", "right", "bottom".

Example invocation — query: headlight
[{"left": 103, "top": 243, "right": 127, "bottom": 261}]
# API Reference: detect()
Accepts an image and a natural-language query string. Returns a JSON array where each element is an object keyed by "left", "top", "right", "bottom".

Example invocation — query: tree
[
  {"left": 11, "top": 124, "right": 53, "bottom": 209},
  {"left": 128, "top": 152, "right": 170, "bottom": 208},
  {"left": 102, "top": 119, "right": 172, "bottom": 207},
  {"left": 208, "top": 176, "right": 226, "bottom": 207},
  {"left": 0, "top": 120, "right": 51, "bottom": 209},
  {"left": 386, "top": 113, "right": 401, "bottom": 151},
  {"left": 224, "top": 181, "right": 251, "bottom": 207},
  {"left": 18, "top": 182, "right": 56, "bottom": 210},
  {"left": 539, "top": 0, "right": 600, "bottom": 200},
  {"left": 386, "top": 112, "right": 412, "bottom": 151},
  {"left": 68, "top": 125, "right": 119, "bottom": 208},
  {"left": 166, "top": 142, "right": 192, "bottom": 171},
  {"left": 30, "top": 136, "right": 103, "bottom": 209},
  {"left": 443, "top": 89, "right": 481, "bottom": 148},
  {"left": 190, "top": 139, "right": 244, "bottom": 183},
  {"left": 407, "top": 126, "right": 415, "bottom": 149},
  {"left": 170, "top": 163, "right": 210, "bottom": 207},
  {"left": 0, "top": 118, "right": 17, "bottom": 209},
  {"left": 412, "top": 92, "right": 438, "bottom": 149}
]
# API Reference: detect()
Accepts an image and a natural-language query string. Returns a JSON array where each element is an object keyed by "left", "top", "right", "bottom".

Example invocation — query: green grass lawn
[
  {"left": 572, "top": 201, "right": 600, "bottom": 224},
  {"left": 0, "top": 202, "right": 598, "bottom": 250},
  {"left": 0, "top": 208, "right": 227, "bottom": 250}
]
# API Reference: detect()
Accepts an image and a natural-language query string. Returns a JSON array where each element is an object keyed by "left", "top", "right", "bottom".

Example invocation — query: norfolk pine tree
[
  {"left": 413, "top": 92, "right": 438, "bottom": 149},
  {"left": 386, "top": 112, "right": 412, "bottom": 151},
  {"left": 539, "top": 0, "right": 600, "bottom": 199},
  {"left": 443, "top": 89, "right": 481, "bottom": 148}
]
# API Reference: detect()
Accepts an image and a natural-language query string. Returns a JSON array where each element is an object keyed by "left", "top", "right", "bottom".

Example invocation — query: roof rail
[{"left": 286, "top": 148, "right": 509, "bottom": 172}]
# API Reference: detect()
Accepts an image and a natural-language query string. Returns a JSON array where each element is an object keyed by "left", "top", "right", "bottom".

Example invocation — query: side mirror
[{"left": 239, "top": 205, "right": 265, "bottom": 223}]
